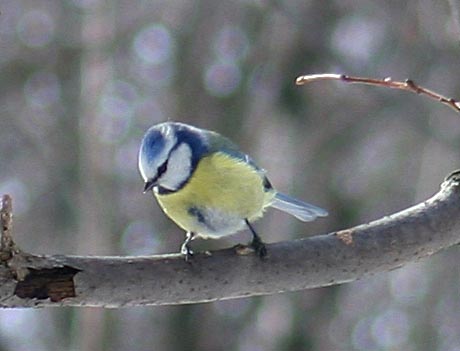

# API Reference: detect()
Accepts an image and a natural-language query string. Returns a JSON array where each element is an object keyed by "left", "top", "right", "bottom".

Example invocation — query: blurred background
[{"left": 1, "top": 0, "right": 459, "bottom": 350}]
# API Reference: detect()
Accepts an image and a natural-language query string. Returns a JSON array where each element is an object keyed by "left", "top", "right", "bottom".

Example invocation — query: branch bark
[{"left": 1, "top": 171, "right": 460, "bottom": 308}]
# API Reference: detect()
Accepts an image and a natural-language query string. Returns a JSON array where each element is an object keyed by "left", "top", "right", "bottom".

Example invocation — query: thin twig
[{"left": 295, "top": 73, "right": 460, "bottom": 114}]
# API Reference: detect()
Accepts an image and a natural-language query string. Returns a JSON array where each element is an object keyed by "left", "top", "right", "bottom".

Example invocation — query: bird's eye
[{"left": 157, "top": 161, "right": 168, "bottom": 177}]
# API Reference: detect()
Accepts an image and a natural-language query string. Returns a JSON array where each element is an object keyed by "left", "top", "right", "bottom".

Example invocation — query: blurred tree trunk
[{"left": 72, "top": 2, "right": 117, "bottom": 351}]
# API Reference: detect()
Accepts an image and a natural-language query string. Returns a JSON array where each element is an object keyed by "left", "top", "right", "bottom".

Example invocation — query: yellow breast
[{"left": 155, "top": 152, "right": 275, "bottom": 237}]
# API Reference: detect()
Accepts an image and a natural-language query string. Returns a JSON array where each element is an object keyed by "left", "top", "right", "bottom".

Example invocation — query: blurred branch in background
[
  {"left": 448, "top": 0, "right": 460, "bottom": 44},
  {"left": 73, "top": 1, "right": 117, "bottom": 350},
  {"left": 1, "top": 171, "right": 460, "bottom": 307}
]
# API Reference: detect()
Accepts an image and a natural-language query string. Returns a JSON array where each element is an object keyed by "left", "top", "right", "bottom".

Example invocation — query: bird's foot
[
  {"left": 181, "top": 246, "right": 194, "bottom": 262},
  {"left": 245, "top": 219, "right": 267, "bottom": 259},
  {"left": 250, "top": 235, "right": 267, "bottom": 258},
  {"left": 181, "top": 232, "right": 195, "bottom": 262}
]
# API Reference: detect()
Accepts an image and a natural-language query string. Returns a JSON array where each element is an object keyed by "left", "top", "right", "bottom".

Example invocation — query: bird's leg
[
  {"left": 245, "top": 219, "right": 267, "bottom": 258},
  {"left": 181, "top": 231, "right": 195, "bottom": 261}
]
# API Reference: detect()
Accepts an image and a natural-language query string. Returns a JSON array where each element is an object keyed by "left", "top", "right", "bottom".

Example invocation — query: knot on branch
[{"left": 0, "top": 194, "right": 18, "bottom": 262}]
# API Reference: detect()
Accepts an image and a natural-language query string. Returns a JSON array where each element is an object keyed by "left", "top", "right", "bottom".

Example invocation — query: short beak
[{"left": 143, "top": 179, "right": 156, "bottom": 193}]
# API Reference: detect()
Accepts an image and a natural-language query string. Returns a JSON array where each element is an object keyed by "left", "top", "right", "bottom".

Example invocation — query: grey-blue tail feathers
[{"left": 270, "top": 192, "right": 328, "bottom": 221}]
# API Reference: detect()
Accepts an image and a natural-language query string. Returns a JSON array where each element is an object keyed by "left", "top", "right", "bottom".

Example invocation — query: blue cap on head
[{"left": 141, "top": 128, "right": 166, "bottom": 164}]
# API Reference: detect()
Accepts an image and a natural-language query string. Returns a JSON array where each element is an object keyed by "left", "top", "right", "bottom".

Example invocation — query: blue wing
[
  {"left": 204, "top": 130, "right": 264, "bottom": 171},
  {"left": 270, "top": 192, "right": 328, "bottom": 221}
]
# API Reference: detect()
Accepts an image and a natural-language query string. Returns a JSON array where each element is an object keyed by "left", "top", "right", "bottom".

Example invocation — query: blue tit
[{"left": 138, "top": 122, "right": 327, "bottom": 259}]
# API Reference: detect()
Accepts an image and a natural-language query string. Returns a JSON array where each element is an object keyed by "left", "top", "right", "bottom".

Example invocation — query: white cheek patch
[{"left": 158, "top": 143, "right": 192, "bottom": 191}]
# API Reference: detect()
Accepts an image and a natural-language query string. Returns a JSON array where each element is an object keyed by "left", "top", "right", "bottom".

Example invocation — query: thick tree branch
[{"left": 0, "top": 171, "right": 460, "bottom": 308}]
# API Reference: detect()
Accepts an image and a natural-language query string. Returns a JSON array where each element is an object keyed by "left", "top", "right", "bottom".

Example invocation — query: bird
[{"left": 138, "top": 122, "right": 327, "bottom": 260}]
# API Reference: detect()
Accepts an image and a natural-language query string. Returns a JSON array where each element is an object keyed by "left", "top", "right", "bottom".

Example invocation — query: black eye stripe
[{"left": 157, "top": 161, "right": 168, "bottom": 177}]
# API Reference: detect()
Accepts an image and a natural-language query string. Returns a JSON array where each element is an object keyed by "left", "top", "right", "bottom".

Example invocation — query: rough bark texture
[{"left": 0, "top": 171, "right": 459, "bottom": 308}]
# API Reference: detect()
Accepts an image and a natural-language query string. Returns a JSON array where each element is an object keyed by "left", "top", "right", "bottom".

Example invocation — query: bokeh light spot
[
  {"left": 121, "top": 220, "right": 159, "bottom": 255},
  {"left": 0, "top": 310, "right": 49, "bottom": 351},
  {"left": 133, "top": 24, "right": 174, "bottom": 65},
  {"left": 204, "top": 63, "right": 241, "bottom": 97},
  {"left": 96, "top": 80, "right": 137, "bottom": 144},
  {"left": 389, "top": 264, "right": 429, "bottom": 304},
  {"left": 371, "top": 308, "right": 410, "bottom": 348},
  {"left": 330, "top": 16, "right": 385, "bottom": 62},
  {"left": 213, "top": 25, "right": 249, "bottom": 62},
  {"left": 0, "top": 179, "right": 30, "bottom": 216},
  {"left": 17, "top": 10, "right": 55, "bottom": 48},
  {"left": 352, "top": 317, "right": 378, "bottom": 351},
  {"left": 24, "top": 71, "right": 61, "bottom": 109}
]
